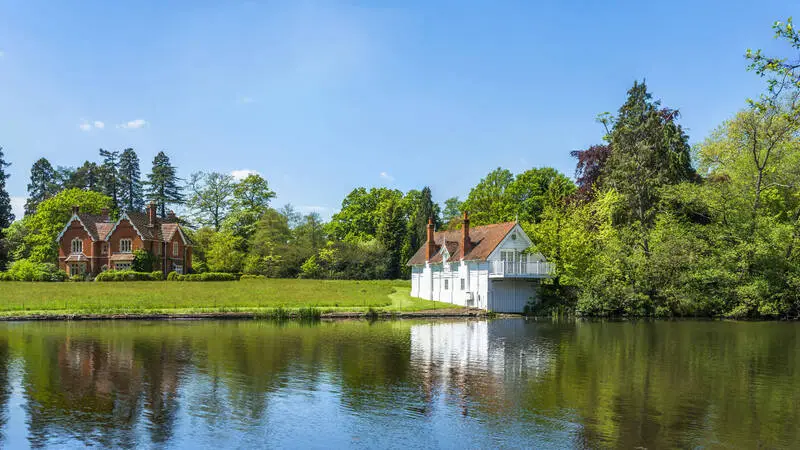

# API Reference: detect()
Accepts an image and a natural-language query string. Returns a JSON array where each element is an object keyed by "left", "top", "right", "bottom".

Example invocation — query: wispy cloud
[
  {"left": 238, "top": 96, "right": 255, "bottom": 104},
  {"left": 0, "top": 51, "right": 4, "bottom": 58},
  {"left": 230, "top": 169, "right": 260, "bottom": 181},
  {"left": 78, "top": 119, "right": 106, "bottom": 131},
  {"left": 117, "top": 119, "right": 148, "bottom": 129},
  {"left": 379, "top": 171, "right": 394, "bottom": 182}
]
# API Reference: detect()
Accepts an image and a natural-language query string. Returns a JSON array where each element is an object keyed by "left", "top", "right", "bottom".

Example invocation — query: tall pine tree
[
  {"left": 145, "top": 151, "right": 184, "bottom": 217},
  {"left": 119, "top": 148, "right": 143, "bottom": 211},
  {"left": 0, "top": 147, "right": 14, "bottom": 270},
  {"left": 99, "top": 148, "right": 120, "bottom": 209},
  {"left": 24, "top": 158, "right": 58, "bottom": 216}
]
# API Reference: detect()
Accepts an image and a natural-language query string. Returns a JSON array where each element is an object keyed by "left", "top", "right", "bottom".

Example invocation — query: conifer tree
[
  {"left": 0, "top": 147, "right": 14, "bottom": 270},
  {"left": 145, "top": 151, "right": 184, "bottom": 217},
  {"left": 119, "top": 148, "right": 143, "bottom": 211},
  {"left": 99, "top": 148, "right": 120, "bottom": 209},
  {"left": 24, "top": 158, "right": 58, "bottom": 216}
]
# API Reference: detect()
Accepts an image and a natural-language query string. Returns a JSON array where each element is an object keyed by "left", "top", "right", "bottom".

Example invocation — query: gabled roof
[
  {"left": 57, "top": 208, "right": 193, "bottom": 246},
  {"left": 56, "top": 213, "right": 107, "bottom": 242},
  {"left": 406, "top": 221, "right": 517, "bottom": 265}
]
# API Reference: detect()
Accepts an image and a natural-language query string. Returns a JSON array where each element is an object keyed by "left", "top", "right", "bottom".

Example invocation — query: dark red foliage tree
[{"left": 569, "top": 144, "right": 611, "bottom": 202}]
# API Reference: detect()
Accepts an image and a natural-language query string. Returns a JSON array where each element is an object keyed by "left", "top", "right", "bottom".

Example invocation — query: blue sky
[{"left": 0, "top": 0, "right": 796, "bottom": 221}]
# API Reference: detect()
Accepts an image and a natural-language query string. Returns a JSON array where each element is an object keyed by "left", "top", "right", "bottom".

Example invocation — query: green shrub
[
  {"left": 95, "top": 270, "right": 162, "bottom": 282},
  {"left": 166, "top": 271, "right": 180, "bottom": 281},
  {"left": 239, "top": 274, "right": 265, "bottom": 281},
  {"left": 69, "top": 274, "right": 85, "bottom": 282},
  {"left": 7, "top": 259, "right": 67, "bottom": 282},
  {"left": 0, "top": 272, "right": 15, "bottom": 281},
  {"left": 132, "top": 249, "right": 156, "bottom": 272},
  {"left": 169, "top": 272, "right": 237, "bottom": 282}
]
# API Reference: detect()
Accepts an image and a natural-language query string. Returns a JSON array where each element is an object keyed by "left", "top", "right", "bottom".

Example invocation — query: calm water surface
[{"left": 0, "top": 319, "right": 795, "bottom": 448}]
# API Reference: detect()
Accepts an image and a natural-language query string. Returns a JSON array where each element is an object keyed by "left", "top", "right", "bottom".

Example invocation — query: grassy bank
[{"left": 0, "top": 279, "right": 463, "bottom": 318}]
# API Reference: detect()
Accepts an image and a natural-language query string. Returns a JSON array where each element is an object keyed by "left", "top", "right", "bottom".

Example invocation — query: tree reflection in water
[{"left": 0, "top": 320, "right": 794, "bottom": 448}]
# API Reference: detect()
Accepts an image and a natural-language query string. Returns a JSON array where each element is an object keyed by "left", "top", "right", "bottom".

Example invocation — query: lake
[{"left": 0, "top": 319, "right": 795, "bottom": 448}]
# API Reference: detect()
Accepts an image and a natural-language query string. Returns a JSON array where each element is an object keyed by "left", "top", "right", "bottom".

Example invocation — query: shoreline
[{"left": 0, "top": 308, "right": 493, "bottom": 322}]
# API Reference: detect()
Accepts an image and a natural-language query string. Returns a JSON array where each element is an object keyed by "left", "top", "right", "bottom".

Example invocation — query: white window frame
[
  {"left": 115, "top": 262, "right": 132, "bottom": 271},
  {"left": 173, "top": 241, "right": 179, "bottom": 257},
  {"left": 101, "top": 243, "right": 108, "bottom": 255},
  {"left": 119, "top": 239, "right": 132, "bottom": 253},
  {"left": 71, "top": 238, "right": 83, "bottom": 254}
]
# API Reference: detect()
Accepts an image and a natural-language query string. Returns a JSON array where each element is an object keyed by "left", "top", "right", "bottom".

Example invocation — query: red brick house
[{"left": 57, "top": 202, "right": 193, "bottom": 276}]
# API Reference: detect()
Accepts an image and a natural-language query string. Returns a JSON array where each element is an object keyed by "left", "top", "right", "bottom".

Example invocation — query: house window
[
  {"left": 101, "top": 243, "right": 108, "bottom": 255},
  {"left": 461, "top": 279, "right": 465, "bottom": 290},
  {"left": 69, "top": 263, "right": 84, "bottom": 275},
  {"left": 119, "top": 239, "right": 132, "bottom": 253},
  {"left": 115, "top": 262, "right": 132, "bottom": 271},
  {"left": 70, "top": 238, "right": 83, "bottom": 254},
  {"left": 173, "top": 241, "right": 179, "bottom": 257},
  {"left": 444, "top": 279, "right": 449, "bottom": 290}
]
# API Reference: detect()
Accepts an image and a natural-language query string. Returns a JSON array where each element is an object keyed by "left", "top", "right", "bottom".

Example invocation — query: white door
[
  {"left": 489, "top": 280, "right": 535, "bottom": 313},
  {"left": 500, "top": 250, "right": 515, "bottom": 274}
]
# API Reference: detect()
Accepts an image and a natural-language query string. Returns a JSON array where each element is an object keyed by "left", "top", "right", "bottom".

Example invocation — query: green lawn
[{"left": 0, "top": 279, "right": 460, "bottom": 317}]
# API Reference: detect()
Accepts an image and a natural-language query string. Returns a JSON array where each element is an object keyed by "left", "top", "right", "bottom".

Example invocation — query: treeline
[{"left": 0, "top": 18, "right": 798, "bottom": 318}]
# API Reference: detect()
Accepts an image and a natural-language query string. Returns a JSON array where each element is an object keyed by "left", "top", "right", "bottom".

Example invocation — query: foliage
[
  {"left": 99, "top": 148, "right": 120, "bottom": 209},
  {"left": 171, "top": 272, "right": 237, "bottom": 282},
  {"left": 0, "top": 147, "right": 13, "bottom": 270},
  {"left": 18, "top": 189, "right": 113, "bottom": 264},
  {"left": 25, "top": 158, "right": 58, "bottom": 216},
  {"left": 462, "top": 167, "right": 574, "bottom": 225},
  {"left": 145, "top": 151, "right": 184, "bottom": 217},
  {"left": 187, "top": 171, "right": 235, "bottom": 230},
  {"left": 6, "top": 259, "right": 67, "bottom": 282},
  {"left": 95, "top": 270, "right": 163, "bottom": 282},
  {"left": 132, "top": 249, "right": 156, "bottom": 272},
  {"left": 570, "top": 144, "right": 611, "bottom": 202},
  {"left": 119, "top": 148, "right": 144, "bottom": 211}
]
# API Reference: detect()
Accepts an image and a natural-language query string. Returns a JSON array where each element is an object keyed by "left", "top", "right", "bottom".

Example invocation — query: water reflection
[{"left": 0, "top": 320, "right": 794, "bottom": 448}]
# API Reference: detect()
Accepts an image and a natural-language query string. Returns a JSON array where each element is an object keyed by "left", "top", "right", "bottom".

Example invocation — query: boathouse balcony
[{"left": 489, "top": 260, "right": 554, "bottom": 278}]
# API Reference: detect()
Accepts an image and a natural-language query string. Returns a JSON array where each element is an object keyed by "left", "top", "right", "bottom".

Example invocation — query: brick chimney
[
  {"left": 461, "top": 211, "right": 471, "bottom": 257},
  {"left": 100, "top": 208, "right": 110, "bottom": 221},
  {"left": 167, "top": 210, "right": 176, "bottom": 221},
  {"left": 147, "top": 202, "right": 156, "bottom": 227},
  {"left": 425, "top": 217, "right": 436, "bottom": 261},
  {"left": 72, "top": 205, "right": 80, "bottom": 215}
]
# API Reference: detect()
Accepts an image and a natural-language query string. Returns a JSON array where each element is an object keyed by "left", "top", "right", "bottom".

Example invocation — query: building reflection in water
[{"left": 410, "top": 320, "right": 554, "bottom": 417}]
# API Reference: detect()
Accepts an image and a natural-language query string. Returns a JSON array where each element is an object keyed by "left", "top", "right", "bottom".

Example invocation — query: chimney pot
[{"left": 72, "top": 205, "right": 80, "bottom": 215}]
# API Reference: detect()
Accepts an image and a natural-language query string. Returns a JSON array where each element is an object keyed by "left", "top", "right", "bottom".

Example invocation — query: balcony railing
[{"left": 489, "top": 260, "right": 553, "bottom": 278}]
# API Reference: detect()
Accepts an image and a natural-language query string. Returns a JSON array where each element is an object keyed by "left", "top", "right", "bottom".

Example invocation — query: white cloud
[
  {"left": 78, "top": 122, "right": 92, "bottom": 131},
  {"left": 10, "top": 197, "right": 24, "bottom": 222},
  {"left": 379, "top": 171, "right": 394, "bottom": 182},
  {"left": 93, "top": 121, "right": 105, "bottom": 129},
  {"left": 117, "top": 119, "right": 147, "bottom": 129},
  {"left": 239, "top": 96, "right": 255, "bottom": 104},
  {"left": 230, "top": 169, "right": 260, "bottom": 181}
]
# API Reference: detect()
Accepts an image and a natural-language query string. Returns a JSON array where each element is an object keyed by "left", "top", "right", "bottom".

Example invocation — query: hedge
[
  {"left": 167, "top": 272, "right": 237, "bottom": 282},
  {"left": 239, "top": 274, "right": 265, "bottom": 281},
  {"left": 95, "top": 270, "right": 164, "bottom": 282}
]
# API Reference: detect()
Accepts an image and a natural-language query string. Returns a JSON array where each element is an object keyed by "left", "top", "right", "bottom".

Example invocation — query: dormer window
[
  {"left": 119, "top": 239, "right": 132, "bottom": 253},
  {"left": 173, "top": 241, "right": 179, "bottom": 257},
  {"left": 71, "top": 238, "right": 83, "bottom": 254}
]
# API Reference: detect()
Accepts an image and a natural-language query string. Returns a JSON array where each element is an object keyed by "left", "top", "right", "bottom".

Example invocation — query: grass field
[{"left": 0, "top": 279, "right": 460, "bottom": 317}]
